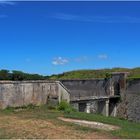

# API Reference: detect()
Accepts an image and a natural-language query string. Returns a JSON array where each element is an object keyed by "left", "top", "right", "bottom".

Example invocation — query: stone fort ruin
[
  {"left": 0, "top": 72, "right": 140, "bottom": 122},
  {"left": 61, "top": 72, "right": 127, "bottom": 117}
]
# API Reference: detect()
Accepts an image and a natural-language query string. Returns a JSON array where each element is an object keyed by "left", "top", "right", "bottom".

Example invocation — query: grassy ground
[
  {"left": 64, "top": 111, "right": 140, "bottom": 139},
  {"left": 0, "top": 106, "right": 140, "bottom": 139},
  {"left": 0, "top": 105, "right": 115, "bottom": 139}
]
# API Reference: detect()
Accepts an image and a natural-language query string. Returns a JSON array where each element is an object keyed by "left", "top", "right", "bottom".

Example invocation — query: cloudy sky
[{"left": 0, "top": 1, "right": 140, "bottom": 75}]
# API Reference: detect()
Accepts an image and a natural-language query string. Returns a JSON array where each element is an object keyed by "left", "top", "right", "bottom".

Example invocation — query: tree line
[{"left": 0, "top": 69, "right": 48, "bottom": 81}]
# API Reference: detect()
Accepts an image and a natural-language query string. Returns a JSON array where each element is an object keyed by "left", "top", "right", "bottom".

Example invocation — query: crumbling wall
[{"left": 117, "top": 79, "right": 140, "bottom": 122}]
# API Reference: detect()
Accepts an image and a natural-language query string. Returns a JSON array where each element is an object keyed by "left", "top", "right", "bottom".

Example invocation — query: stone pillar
[
  {"left": 86, "top": 103, "right": 90, "bottom": 113},
  {"left": 105, "top": 99, "right": 109, "bottom": 117},
  {"left": 113, "top": 105, "right": 117, "bottom": 117}
]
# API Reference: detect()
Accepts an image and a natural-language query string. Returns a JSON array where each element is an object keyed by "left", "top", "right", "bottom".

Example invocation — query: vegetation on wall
[{"left": 48, "top": 67, "right": 140, "bottom": 80}]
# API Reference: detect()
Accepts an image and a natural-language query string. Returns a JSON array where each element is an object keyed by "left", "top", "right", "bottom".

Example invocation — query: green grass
[
  {"left": 0, "top": 105, "right": 98, "bottom": 139},
  {"left": 0, "top": 106, "right": 140, "bottom": 139},
  {"left": 64, "top": 111, "right": 140, "bottom": 139},
  {"left": 13, "top": 105, "right": 140, "bottom": 139},
  {"left": 48, "top": 67, "right": 140, "bottom": 79}
]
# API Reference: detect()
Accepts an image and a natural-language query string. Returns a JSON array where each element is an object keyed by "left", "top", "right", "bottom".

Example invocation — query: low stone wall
[{"left": 0, "top": 81, "right": 70, "bottom": 109}]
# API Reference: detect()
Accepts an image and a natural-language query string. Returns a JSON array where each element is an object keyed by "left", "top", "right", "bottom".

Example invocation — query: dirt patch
[{"left": 58, "top": 117, "right": 120, "bottom": 131}]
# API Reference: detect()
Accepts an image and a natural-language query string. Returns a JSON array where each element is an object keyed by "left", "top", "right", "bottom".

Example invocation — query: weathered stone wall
[
  {"left": 61, "top": 74, "right": 126, "bottom": 101},
  {"left": 61, "top": 79, "right": 111, "bottom": 101},
  {"left": 0, "top": 81, "right": 70, "bottom": 109},
  {"left": 62, "top": 77, "right": 140, "bottom": 122},
  {"left": 61, "top": 79, "right": 120, "bottom": 117},
  {"left": 58, "top": 82, "right": 70, "bottom": 103},
  {"left": 117, "top": 79, "right": 140, "bottom": 122}
]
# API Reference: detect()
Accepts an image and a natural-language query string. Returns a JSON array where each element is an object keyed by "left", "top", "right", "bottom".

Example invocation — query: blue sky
[{"left": 0, "top": 1, "right": 140, "bottom": 75}]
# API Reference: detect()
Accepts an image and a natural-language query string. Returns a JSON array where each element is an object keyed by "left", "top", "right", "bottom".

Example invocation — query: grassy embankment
[{"left": 49, "top": 67, "right": 140, "bottom": 80}]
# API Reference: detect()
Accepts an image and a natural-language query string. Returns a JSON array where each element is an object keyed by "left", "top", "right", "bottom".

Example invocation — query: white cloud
[
  {"left": 98, "top": 54, "right": 108, "bottom": 60},
  {"left": 52, "top": 13, "right": 78, "bottom": 21},
  {"left": 51, "top": 13, "right": 140, "bottom": 23},
  {"left": 52, "top": 57, "right": 69, "bottom": 65},
  {"left": 0, "top": 1, "right": 16, "bottom": 6}
]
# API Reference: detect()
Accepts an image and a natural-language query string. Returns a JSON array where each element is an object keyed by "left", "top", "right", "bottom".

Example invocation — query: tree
[
  {"left": 0, "top": 69, "right": 10, "bottom": 80},
  {"left": 11, "top": 70, "right": 25, "bottom": 81}
]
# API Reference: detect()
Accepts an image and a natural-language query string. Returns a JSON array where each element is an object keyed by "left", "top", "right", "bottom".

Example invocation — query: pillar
[
  {"left": 105, "top": 99, "right": 109, "bottom": 117},
  {"left": 113, "top": 105, "right": 117, "bottom": 117},
  {"left": 86, "top": 103, "right": 90, "bottom": 113}
]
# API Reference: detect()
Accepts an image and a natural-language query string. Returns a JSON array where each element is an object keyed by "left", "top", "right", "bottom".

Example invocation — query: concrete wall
[
  {"left": 0, "top": 81, "right": 70, "bottom": 109},
  {"left": 61, "top": 74, "right": 126, "bottom": 101},
  {"left": 58, "top": 82, "right": 70, "bottom": 103},
  {"left": 61, "top": 79, "right": 111, "bottom": 101}
]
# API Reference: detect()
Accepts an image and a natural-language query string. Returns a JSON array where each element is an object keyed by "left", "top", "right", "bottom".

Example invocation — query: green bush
[
  {"left": 57, "top": 100, "right": 70, "bottom": 111},
  {"left": 64, "top": 108, "right": 72, "bottom": 114},
  {"left": 57, "top": 100, "right": 76, "bottom": 113}
]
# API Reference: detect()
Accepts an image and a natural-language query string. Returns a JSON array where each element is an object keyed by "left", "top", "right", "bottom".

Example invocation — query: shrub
[
  {"left": 64, "top": 108, "right": 72, "bottom": 114},
  {"left": 57, "top": 100, "right": 76, "bottom": 113},
  {"left": 57, "top": 100, "right": 70, "bottom": 111}
]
